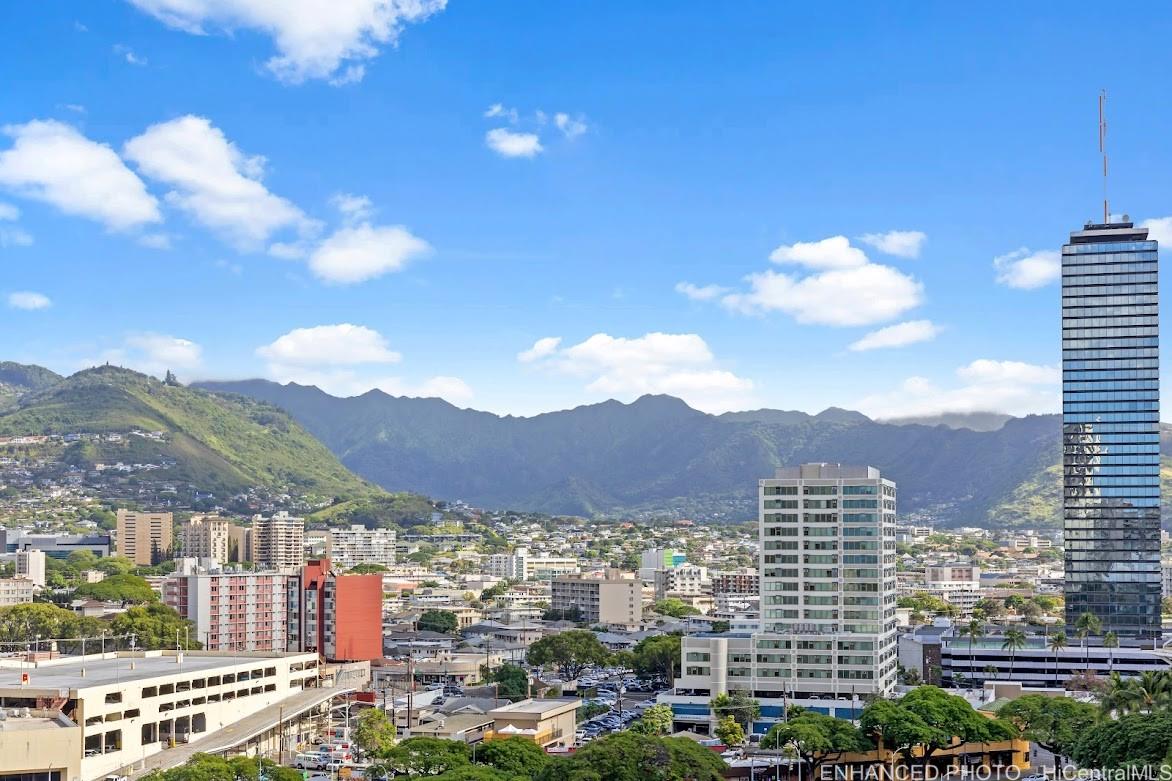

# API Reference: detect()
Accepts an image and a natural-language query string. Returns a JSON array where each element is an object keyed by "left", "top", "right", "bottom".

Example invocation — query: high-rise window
[{"left": 1062, "top": 220, "right": 1161, "bottom": 640}]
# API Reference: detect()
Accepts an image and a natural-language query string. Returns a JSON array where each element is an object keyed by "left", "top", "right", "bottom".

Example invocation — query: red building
[{"left": 290, "top": 559, "right": 383, "bottom": 662}]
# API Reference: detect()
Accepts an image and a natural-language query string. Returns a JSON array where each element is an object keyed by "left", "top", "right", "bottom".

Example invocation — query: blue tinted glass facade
[{"left": 1062, "top": 223, "right": 1161, "bottom": 640}]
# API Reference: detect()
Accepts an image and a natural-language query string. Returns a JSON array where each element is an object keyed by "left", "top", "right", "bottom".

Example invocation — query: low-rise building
[
  {"left": 711, "top": 569, "right": 759, "bottom": 596},
  {"left": 0, "top": 577, "right": 35, "bottom": 606},
  {"left": 486, "top": 698, "right": 579, "bottom": 749},
  {"left": 551, "top": 569, "right": 641, "bottom": 630}
]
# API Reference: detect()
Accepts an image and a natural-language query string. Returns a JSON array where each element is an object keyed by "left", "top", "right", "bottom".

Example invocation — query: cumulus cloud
[
  {"left": 126, "top": 0, "right": 447, "bottom": 84},
  {"left": 113, "top": 43, "right": 148, "bottom": 66},
  {"left": 519, "top": 331, "right": 755, "bottom": 413},
  {"left": 675, "top": 282, "right": 728, "bottom": 301},
  {"left": 0, "top": 120, "right": 161, "bottom": 231},
  {"left": 91, "top": 333, "right": 203, "bottom": 379},
  {"left": 849, "top": 320, "right": 939, "bottom": 352},
  {"left": 257, "top": 323, "right": 400, "bottom": 367},
  {"left": 993, "top": 247, "right": 1061, "bottom": 289},
  {"left": 308, "top": 223, "right": 430, "bottom": 284},
  {"left": 330, "top": 192, "right": 374, "bottom": 224},
  {"left": 256, "top": 323, "right": 470, "bottom": 403},
  {"left": 124, "top": 115, "right": 312, "bottom": 250},
  {"left": 7, "top": 291, "right": 51, "bottom": 310},
  {"left": 517, "top": 336, "right": 562, "bottom": 363},
  {"left": 0, "top": 201, "right": 32, "bottom": 247},
  {"left": 1141, "top": 216, "right": 1172, "bottom": 246},
  {"left": 858, "top": 230, "right": 926, "bottom": 259},
  {"left": 485, "top": 128, "right": 543, "bottom": 159},
  {"left": 857, "top": 358, "right": 1059, "bottom": 419},
  {"left": 554, "top": 113, "right": 587, "bottom": 139},
  {"left": 717, "top": 235, "right": 923, "bottom": 327}
]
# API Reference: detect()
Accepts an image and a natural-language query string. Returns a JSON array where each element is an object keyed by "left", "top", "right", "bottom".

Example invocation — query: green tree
[
  {"left": 348, "top": 563, "right": 389, "bottom": 574},
  {"left": 762, "top": 711, "right": 870, "bottom": 778},
  {"left": 476, "top": 735, "right": 550, "bottom": 776},
  {"left": 710, "top": 690, "right": 759, "bottom": 732},
  {"left": 1100, "top": 670, "right": 1172, "bottom": 715},
  {"left": 714, "top": 714, "right": 745, "bottom": 747},
  {"left": 1072, "top": 709, "right": 1172, "bottom": 769},
  {"left": 110, "top": 603, "right": 200, "bottom": 650},
  {"left": 1102, "top": 631, "right": 1119, "bottom": 673},
  {"left": 94, "top": 556, "right": 135, "bottom": 576},
  {"left": 75, "top": 573, "right": 158, "bottom": 603},
  {"left": 386, "top": 736, "right": 471, "bottom": 775},
  {"left": 860, "top": 686, "right": 1015, "bottom": 770},
  {"left": 485, "top": 663, "right": 530, "bottom": 700},
  {"left": 959, "top": 619, "right": 984, "bottom": 689},
  {"left": 653, "top": 598, "right": 699, "bottom": 618},
  {"left": 1047, "top": 632, "right": 1067, "bottom": 685},
  {"left": 999, "top": 694, "right": 1098, "bottom": 767},
  {"left": 1001, "top": 628, "right": 1027, "bottom": 681},
  {"left": 541, "top": 605, "right": 582, "bottom": 623},
  {"left": 535, "top": 733, "right": 725, "bottom": 781},
  {"left": 418, "top": 609, "right": 459, "bottom": 634},
  {"left": 710, "top": 620, "right": 730, "bottom": 633},
  {"left": 631, "top": 634, "right": 681, "bottom": 685},
  {"left": 1075, "top": 611, "right": 1102, "bottom": 670},
  {"left": 353, "top": 707, "right": 397, "bottom": 758},
  {"left": 630, "top": 703, "right": 673, "bottom": 736},
  {"left": 526, "top": 630, "right": 610, "bottom": 681}
]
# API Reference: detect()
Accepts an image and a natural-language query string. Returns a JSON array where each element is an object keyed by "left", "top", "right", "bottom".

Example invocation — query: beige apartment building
[
  {"left": 251, "top": 512, "right": 305, "bottom": 571},
  {"left": 550, "top": 569, "right": 642, "bottom": 630},
  {"left": 116, "top": 510, "right": 173, "bottom": 566},
  {"left": 178, "top": 514, "right": 231, "bottom": 561}
]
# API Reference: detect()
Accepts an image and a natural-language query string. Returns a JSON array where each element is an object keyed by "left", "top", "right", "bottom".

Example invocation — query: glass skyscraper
[{"left": 1063, "top": 219, "right": 1161, "bottom": 641}]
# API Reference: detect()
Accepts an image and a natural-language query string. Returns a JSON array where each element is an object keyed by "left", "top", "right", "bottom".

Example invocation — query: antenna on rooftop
[{"left": 1099, "top": 89, "right": 1109, "bottom": 224}]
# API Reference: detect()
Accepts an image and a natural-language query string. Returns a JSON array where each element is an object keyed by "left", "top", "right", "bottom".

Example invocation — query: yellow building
[{"left": 485, "top": 698, "right": 579, "bottom": 749}]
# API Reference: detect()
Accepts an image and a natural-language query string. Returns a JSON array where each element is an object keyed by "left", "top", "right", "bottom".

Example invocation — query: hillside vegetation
[{"left": 0, "top": 366, "right": 380, "bottom": 501}]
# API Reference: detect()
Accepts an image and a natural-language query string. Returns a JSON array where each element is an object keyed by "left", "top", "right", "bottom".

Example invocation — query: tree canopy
[
  {"left": 653, "top": 598, "right": 699, "bottom": 618},
  {"left": 110, "top": 603, "right": 200, "bottom": 650},
  {"left": 526, "top": 630, "right": 610, "bottom": 681},
  {"left": 631, "top": 634, "right": 681, "bottom": 684},
  {"left": 860, "top": 686, "right": 1015, "bottom": 767},
  {"left": 75, "top": 573, "right": 158, "bottom": 603},
  {"left": 476, "top": 736, "right": 550, "bottom": 777},
  {"left": 485, "top": 663, "right": 530, "bottom": 700},
  {"left": 1072, "top": 709, "right": 1172, "bottom": 769},
  {"left": 710, "top": 690, "right": 760, "bottom": 731},
  {"left": 999, "top": 694, "right": 1098, "bottom": 765},
  {"left": 0, "top": 602, "right": 103, "bottom": 650},
  {"left": 763, "top": 710, "right": 871, "bottom": 776},
  {"left": 385, "top": 736, "right": 471, "bottom": 775},
  {"left": 353, "top": 707, "right": 397, "bottom": 758},
  {"left": 630, "top": 703, "right": 673, "bottom": 735},
  {"left": 536, "top": 732, "right": 726, "bottom": 781},
  {"left": 418, "top": 609, "right": 459, "bottom": 634}
]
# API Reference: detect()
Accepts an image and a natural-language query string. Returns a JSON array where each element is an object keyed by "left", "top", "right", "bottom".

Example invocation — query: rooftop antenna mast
[{"left": 1099, "top": 89, "right": 1109, "bottom": 224}]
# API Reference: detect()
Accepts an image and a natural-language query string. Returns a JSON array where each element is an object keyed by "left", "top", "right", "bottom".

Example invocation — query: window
[{"left": 105, "top": 692, "right": 122, "bottom": 704}]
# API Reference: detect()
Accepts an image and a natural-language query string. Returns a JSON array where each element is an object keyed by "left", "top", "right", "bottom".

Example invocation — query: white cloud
[
  {"left": 520, "top": 331, "right": 756, "bottom": 413},
  {"left": 257, "top": 323, "right": 401, "bottom": 367},
  {"left": 0, "top": 120, "right": 161, "bottom": 231},
  {"left": 858, "top": 230, "right": 926, "bottom": 259},
  {"left": 91, "top": 333, "right": 203, "bottom": 378},
  {"left": 1141, "top": 217, "right": 1172, "bottom": 246},
  {"left": 0, "top": 201, "right": 32, "bottom": 247},
  {"left": 675, "top": 282, "right": 729, "bottom": 301},
  {"left": 848, "top": 320, "right": 939, "bottom": 351},
  {"left": 308, "top": 223, "right": 430, "bottom": 284},
  {"left": 63, "top": 104, "right": 87, "bottom": 114},
  {"left": 993, "top": 247, "right": 1060, "bottom": 289},
  {"left": 485, "top": 128, "right": 543, "bottom": 159},
  {"left": 722, "top": 263, "right": 923, "bottom": 326},
  {"left": 113, "top": 43, "right": 148, "bottom": 66},
  {"left": 257, "top": 323, "right": 470, "bottom": 403},
  {"left": 0, "top": 202, "right": 18, "bottom": 221},
  {"left": 484, "top": 104, "right": 519, "bottom": 123},
  {"left": 857, "top": 358, "right": 1059, "bottom": 419},
  {"left": 769, "top": 235, "right": 868, "bottom": 269},
  {"left": 517, "top": 337, "right": 562, "bottom": 363},
  {"left": 137, "top": 232, "right": 173, "bottom": 250},
  {"left": 124, "top": 115, "right": 312, "bottom": 250},
  {"left": 7, "top": 291, "right": 51, "bottom": 310},
  {"left": 554, "top": 112, "right": 587, "bottom": 139},
  {"left": 126, "top": 0, "right": 446, "bottom": 84},
  {"left": 330, "top": 192, "right": 374, "bottom": 224}
]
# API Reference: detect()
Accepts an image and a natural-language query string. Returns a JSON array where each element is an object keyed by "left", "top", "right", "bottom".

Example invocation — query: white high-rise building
[
  {"left": 664, "top": 463, "right": 898, "bottom": 734},
  {"left": 250, "top": 512, "right": 305, "bottom": 572},
  {"left": 15, "top": 549, "right": 45, "bottom": 588},
  {"left": 328, "top": 525, "right": 397, "bottom": 569}
]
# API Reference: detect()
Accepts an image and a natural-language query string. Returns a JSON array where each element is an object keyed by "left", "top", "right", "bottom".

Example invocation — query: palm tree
[
  {"left": 962, "top": 619, "right": 985, "bottom": 690},
  {"left": 1075, "top": 611, "right": 1102, "bottom": 671},
  {"left": 1002, "top": 629, "right": 1027, "bottom": 681},
  {"left": 1126, "top": 670, "right": 1172, "bottom": 714},
  {"left": 1047, "top": 632, "right": 1067, "bottom": 687},
  {"left": 1102, "top": 631, "right": 1118, "bottom": 673}
]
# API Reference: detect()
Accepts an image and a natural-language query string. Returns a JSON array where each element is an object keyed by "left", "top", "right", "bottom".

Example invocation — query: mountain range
[{"left": 196, "top": 379, "right": 1074, "bottom": 526}]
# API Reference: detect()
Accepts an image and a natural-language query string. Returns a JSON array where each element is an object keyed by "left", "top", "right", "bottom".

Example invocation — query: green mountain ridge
[
  {"left": 0, "top": 366, "right": 380, "bottom": 501},
  {"left": 197, "top": 379, "right": 1084, "bottom": 526}
]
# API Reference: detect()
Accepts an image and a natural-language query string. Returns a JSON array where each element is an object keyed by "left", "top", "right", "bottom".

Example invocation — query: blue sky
[{"left": 2, "top": 2, "right": 1171, "bottom": 418}]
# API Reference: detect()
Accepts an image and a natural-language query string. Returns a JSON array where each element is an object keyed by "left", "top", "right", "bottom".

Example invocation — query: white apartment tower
[
  {"left": 328, "top": 525, "right": 397, "bottom": 569},
  {"left": 757, "top": 463, "right": 898, "bottom": 697},
  {"left": 15, "top": 549, "right": 45, "bottom": 588},
  {"left": 250, "top": 512, "right": 305, "bottom": 572}
]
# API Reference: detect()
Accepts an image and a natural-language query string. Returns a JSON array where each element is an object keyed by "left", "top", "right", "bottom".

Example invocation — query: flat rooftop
[
  {"left": 0, "top": 651, "right": 312, "bottom": 692},
  {"left": 489, "top": 698, "right": 579, "bottom": 716}
]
